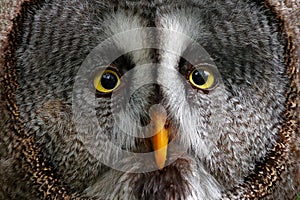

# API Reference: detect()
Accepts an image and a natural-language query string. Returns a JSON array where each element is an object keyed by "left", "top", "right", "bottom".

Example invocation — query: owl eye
[
  {"left": 93, "top": 69, "right": 120, "bottom": 93},
  {"left": 189, "top": 67, "right": 215, "bottom": 90}
]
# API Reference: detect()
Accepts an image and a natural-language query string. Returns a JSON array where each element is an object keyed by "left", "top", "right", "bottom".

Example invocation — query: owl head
[{"left": 0, "top": 0, "right": 299, "bottom": 199}]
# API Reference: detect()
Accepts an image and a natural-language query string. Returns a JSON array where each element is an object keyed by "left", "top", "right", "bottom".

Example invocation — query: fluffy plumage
[{"left": 0, "top": 0, "right": 299, "bottom": 199}]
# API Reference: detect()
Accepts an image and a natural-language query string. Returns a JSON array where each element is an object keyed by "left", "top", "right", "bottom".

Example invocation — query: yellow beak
[{"left": 151, "top": 112, "right": 169, "bottom": 170}]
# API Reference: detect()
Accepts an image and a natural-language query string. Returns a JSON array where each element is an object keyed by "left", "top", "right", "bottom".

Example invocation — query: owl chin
[{"left": 84, "top": 152, "right": 221, "bottom": 199}]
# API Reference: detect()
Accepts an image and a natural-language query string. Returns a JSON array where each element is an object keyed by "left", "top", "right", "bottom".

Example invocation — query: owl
[{"left": 0, "top": 0, "right": 299, "bottom": 199}]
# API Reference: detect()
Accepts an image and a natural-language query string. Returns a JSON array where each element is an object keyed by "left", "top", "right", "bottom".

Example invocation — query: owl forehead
[{"left": 102, "top": 7, "right": 198, "bottom": 70}]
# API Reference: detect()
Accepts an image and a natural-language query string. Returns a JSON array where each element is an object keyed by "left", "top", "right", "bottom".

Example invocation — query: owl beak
[{"left": 151, "top": 113, "right": 169, "bottom": 170}]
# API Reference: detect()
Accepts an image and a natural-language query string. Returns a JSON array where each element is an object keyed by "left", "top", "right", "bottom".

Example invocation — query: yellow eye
[
  {"left": 93, "top": 69, "right": 120, "bottom": 93},
  {"left": 189, "top": 68, "right": 215, "bottom": 90}
]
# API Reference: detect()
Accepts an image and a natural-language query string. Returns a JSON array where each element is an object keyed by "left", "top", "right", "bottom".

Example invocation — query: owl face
[{"left": 15, "top": 0, "right": 287, "bottom": 199}]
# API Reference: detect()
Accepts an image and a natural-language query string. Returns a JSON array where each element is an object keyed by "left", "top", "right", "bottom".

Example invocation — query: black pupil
[
  {"left": 192, "top": 70, "right": 209, "bottom": 86},
  {"left": 101, "top": 72, "right": 118, "bottom": 90}
]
